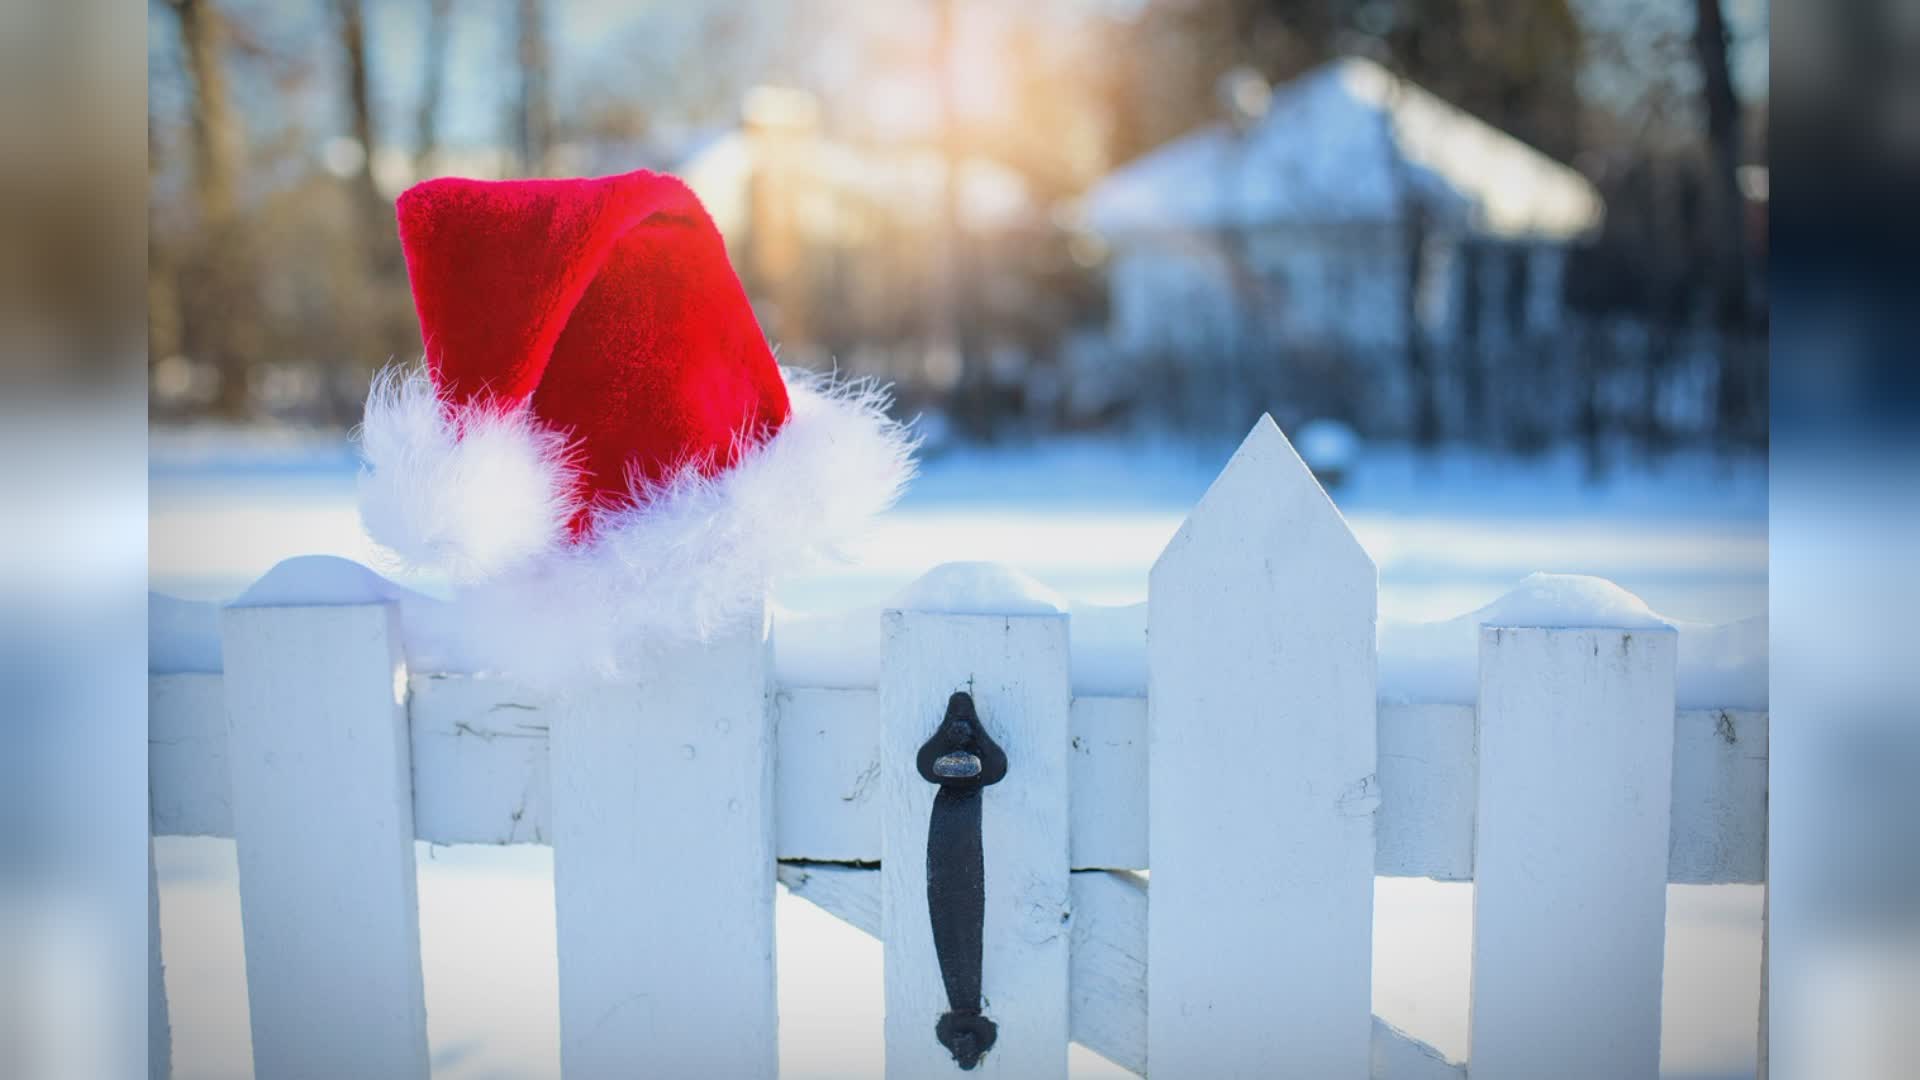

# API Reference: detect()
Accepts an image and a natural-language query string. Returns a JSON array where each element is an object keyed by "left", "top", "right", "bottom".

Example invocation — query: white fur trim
[
  {"left": 358, "top": 367, "right": 917, "bottom": 686},
  {"left": 356, "top": 367, "right": 579, "bottom": 581}
]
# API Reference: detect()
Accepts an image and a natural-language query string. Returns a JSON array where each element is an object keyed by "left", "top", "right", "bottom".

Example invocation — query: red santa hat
[{"left": 356, "top": 169, "right": 914, "bottom": 680}]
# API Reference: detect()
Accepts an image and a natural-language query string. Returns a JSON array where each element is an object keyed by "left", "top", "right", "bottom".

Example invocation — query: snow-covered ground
[
  {"left": 150, "top": 428, "right": 1767, "bottom": 1078},
  {"left": 152, "top": 427, "right": 1767, "bottom": 624}
]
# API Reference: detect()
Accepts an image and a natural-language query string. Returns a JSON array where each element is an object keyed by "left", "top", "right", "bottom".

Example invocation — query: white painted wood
[
  {"left": 218, "top": 602, "right": 429, "bottom": 1080},
  {"left": 778, "top": 861, "right": 881, "bottom": 935},
  {"left": 1669, "top": 708, "right": 1769, "bottom": 884},
  {"left": 779, "top": 863, "right": 1464, "bottom": 1080},
  {"left": 408, "top": 673, "right": 554, "bottom": 845},
  {"left": 1068, "top": 697, "right": 1148, "bottom": 870},
  {"left": 1147, "top": 415, "right": 1378, "bottom": 1078},
  {"left": 1757, "top": 883, "right": 1769, "bottom": 1080},
  {"left": 148, "top": 674, "right": 1769, "bottom": 883},
  {"left": 148, "top": 673, "right": 230, "bottom": 838},
  {"left": 1371, "top": 1018, "right": 1466, "bottom": 1080},
  {"left": 1067, "top": 870, "right": 1148, "bottom": 1075},
  {"left": 546, "top": 617, "right": 777, "bottom": 1079},
  {"left": 1469, "top": 625, "right": 1678, "bottom": 1080},
  {"left": 1376, "top": 704, "right": 1477, "bottom": 881},
  {"left": 149, "top": 839, "right": 170, "bottom": 1080},
  {"left": 880, "top": 609, "right": 1072, "bottom": 1079},
  {"left": 778, "top": 687, "right": 882, "bottom": 861}
]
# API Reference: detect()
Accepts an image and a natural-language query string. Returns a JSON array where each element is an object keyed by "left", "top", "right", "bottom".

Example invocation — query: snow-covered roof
[{"left": 1083, "top": 57, "right": 1602, "bottom": 241}]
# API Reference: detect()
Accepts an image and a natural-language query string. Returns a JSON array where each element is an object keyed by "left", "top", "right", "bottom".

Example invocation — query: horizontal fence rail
[{"left": 152, "top": 672, "right": 1768, "bottom": 885}]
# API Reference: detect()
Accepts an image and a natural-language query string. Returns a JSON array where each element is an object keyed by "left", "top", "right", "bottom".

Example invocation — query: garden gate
[{"left": 148, "top": 417, "right": 1768, "bottom": 1078}]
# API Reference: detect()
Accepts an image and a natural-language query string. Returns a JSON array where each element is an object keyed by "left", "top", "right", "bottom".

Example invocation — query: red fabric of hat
[
  {"left": 398, "top": 170, "right": 790, "bottom": 531},
  {"left": 356, "top": 170, "right": 915, "bottom": 682}
]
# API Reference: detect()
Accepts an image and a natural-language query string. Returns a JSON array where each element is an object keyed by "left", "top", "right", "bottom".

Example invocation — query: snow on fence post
[
  {"left": 547, "top": 613, "right": 778, "bottom": 1079},
  {"left": 1469, "top": 625, "right": 1677, "bottom": 1080},
  {"left": 1147, "top": 415, "right": 1379, "bottom": 1077},
  {"left": 218, "top": 599, "right": 429, "bottom": 1079},
  {"left": 879, "top": 589, "right": 1072, "bottom": 1079}
]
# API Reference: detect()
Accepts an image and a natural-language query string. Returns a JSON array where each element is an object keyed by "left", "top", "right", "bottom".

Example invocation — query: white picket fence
[{"left": 148, "top": 417, "right": 1768, "bottom": 1079}]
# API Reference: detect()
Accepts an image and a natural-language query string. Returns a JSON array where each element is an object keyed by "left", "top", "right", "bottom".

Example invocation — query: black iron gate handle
[{"left": 915, "top": 691, "right": 1008, "bottom": 1070}]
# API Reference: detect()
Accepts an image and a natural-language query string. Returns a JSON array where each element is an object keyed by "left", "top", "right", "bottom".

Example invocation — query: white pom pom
[{"left": 356, "top": 366, "right": 579, "bottom": 581}]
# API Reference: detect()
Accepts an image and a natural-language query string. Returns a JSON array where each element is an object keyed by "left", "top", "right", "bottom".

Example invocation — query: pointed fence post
[
  {"left": 1469, "top": 625, "right": 1677, "bottom": 1080},
  {"left": 880, "top": 596, "right": 1072, "bottom": 1079},
  {"left": 1147, "top": 415, "right": 1379, "bottom": 1077},
  {"left": 547, "top": 615, "right": 778, "bottom": 1078},
  {"left": 219, "top": 600, "right": 429, "bottom": 1079}
]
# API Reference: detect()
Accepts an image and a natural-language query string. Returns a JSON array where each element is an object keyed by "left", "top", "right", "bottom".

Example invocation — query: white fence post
[
  {"left": 219, "top": 601, "right": 429, "bottom": 1079},
  {"left": 1469, "top": 625, "right": 1677, "bottom": 1079},
  {"left": 547, "top": 615, "right": 777, "bottom": 1078},
  {"left": 149, "top": 838, "right": 170, "bottom": 1080},
  {"left": 1757, "top": 885, "right": 1769, "bottom": 1080},
  {"left": 1147, "top": 415, "right": 1379, "bottom": 1077},
  {"left": 880, "top": 603, "right": 1072, "bottom": 1079}
]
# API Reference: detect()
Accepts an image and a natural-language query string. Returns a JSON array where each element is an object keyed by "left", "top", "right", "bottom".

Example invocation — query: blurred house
[{"left": 1082, "top": 57, "right": 1603, "bottom": 361}]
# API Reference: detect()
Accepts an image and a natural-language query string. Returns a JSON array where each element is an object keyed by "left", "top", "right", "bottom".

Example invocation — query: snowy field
[{"left": 150, "top": 428, "right": 1767, "bottom": 1078}]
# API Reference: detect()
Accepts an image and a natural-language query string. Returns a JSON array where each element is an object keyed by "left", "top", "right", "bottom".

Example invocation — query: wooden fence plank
[
  {"left": 1669, "top": 707, "right": 1769, "bottom": 884},
  {"left": 1469, "top": 626, "right": 1677, "bottom": 1080},
  {"left": 778, "top": 862, "right": 881, "bottom": 934},
  {"left": 148, "top": 673, "right": 230, "bottom": 838},
  {"left": 219, "top": 601, "right": 429, "bottom": 1079},
  {"left": 1147, "top": 415, "right": 1378, "bottom": 1077},
  {"left": 1066, "top": 870, "right": 1148, "bottom": 1075},
  {"left": 880, "top": 608, "right": 1072, "bottom": 1079},
  {"left": 1068, "top": 697, "right": 1148, "bottom": 870},
  {"left": 778, "top": 687, "right": 883, "bottom": 862},
  {"left": 149, "top": 674, "right": 1769, "bottom": 883},
  {"left": 1757, "top": 885, "right": 1769, "bottom": 1080},
  {"left": 546, "top": 619, "right": 777, "bottom": 1079},
  {"left": 1371, "top": 1018, "right": 1467, "bottom": 1080},
  {"left": 1376, "top": 704, "right": 1477, "bottom": 881},
  {"left": 408, "top": 674, "right": 554, "bottom": 846},
  {"left": 149, "top": 838, "right": 170, "bottom": 1080}
]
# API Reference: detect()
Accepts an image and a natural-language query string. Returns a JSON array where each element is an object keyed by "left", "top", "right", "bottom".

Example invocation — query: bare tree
[
  {"left": 330, "top": 0, "right": 385, "bottom": 244},
  {"left": 930, "top": 0, "right": 972, "bottom": 428},
  {"left": 328, "top": 0, "right": 413, "bottom": 416},
  {"left": 1690, "top": 0, "right": 1751, "bottom": 326},
  {"left": 515, "top": 0, "right": 552, "bottom": 175},
  {"left": 170, "top": 0, "right": 239, "bottom": 222},
  {"left": 1691, "top": 0, "right": 1762, "bottom": 446},
  {"left": 164, "top": 0, "right": 256, "bottom": 417},
  {"left": 415, "top": 0, "right": 453, "bottom": 177}
]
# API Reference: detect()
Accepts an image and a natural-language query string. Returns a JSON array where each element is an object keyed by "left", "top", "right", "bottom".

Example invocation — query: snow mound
[
  {"left": 1380, "top": 574, "right": 1765, "bottom": 708},
  {"left": 149, "top": 560, "right": 1764, "bottom": 710},
  {"left": 231, "top": 554, "right": 414, "bottom": 608},
  {"left": 768, "top": 595, "right": 1144, "bottom": 696},
  {"left": 890, "top": 561, "right": 1067, "bottom": 616},
  {"left": 153, "top": 556, "right": 473, "bottom": 675},
  {"left": 1470, "top": 572, "right": 1672, "bottom": 630}
]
